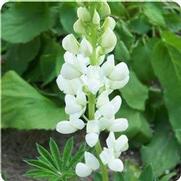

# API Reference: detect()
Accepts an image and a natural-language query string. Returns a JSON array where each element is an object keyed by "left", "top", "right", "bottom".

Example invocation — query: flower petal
[
  {"left": 108, "top": 158, "right": 124, "bottom": 172},
  {"left": 85, "top": 133, "right": 99, "bottom": 147},
  {"left": 70, "top": 118, "right": 85, "bottom": 130},
  {"left": 75, "top": 162, "right": 92, "bottom": 177},
  {"left": 111, "top": 96, "right": 122, "bottom": 113},
  {"left": 109, "top": 118, "right": 128, "bottom": 132},
  {"left": 56, "top": 121, "right": 77, "bottom": 134},
  {"left": 106, "top": 132, "right": 115, "bottom": 149},
  {"left": 85, "top": 152, "right": 100, "bottom": 170}
]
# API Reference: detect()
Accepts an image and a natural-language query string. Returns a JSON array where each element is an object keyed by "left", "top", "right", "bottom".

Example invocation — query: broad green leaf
[
  {"left": 143, "top": 3, "right": 165, "bottom": 27},
  {"left": 120, "top": 71, "right": 149, "bottom": 111},
  {"left": 151, "top": 41, "right": 181, "bottom": 144},
  {"left": 117, "top": 105, "right": 152, "bottom": 144},
  {"left": 139, "top": 165, "right": 155, "bottom": 181},
  {"left": 128, "top": 15, "right": 151, "bottom": 34},
  {"left": 116, "top": 20, "right": 134, "bottom": 49},
  {"left": 109, "top": 2, "right": 127, "bottom": 17},
  {"left": 161, "top": 31, "right": 181, "bottom": 53},
  {"left": 165, "top": 13, "right": 181, "bottom": 32},
  {"left": 1, "top": 71, "right": 66, "bottom": 129},
  {"left": 59, "top": 3, "right": 77, "bottom": 33},
  {"left": 115, "top": 40, "right": 130, "bottom": 61},
  {"left": 2, "top": 37, "right": 40, "bottom": 75},
  {"left": 131, "top": 39, "right": 157, "bottom": 83},
  {"left": 2, "top": 3, "right": 55, "bottom": 43},
  {"left": 40, "top": 38, "right": 64, "bottom": 85},
  {"left": 141, "top": 124, "right": 180, "bottom": 177}
]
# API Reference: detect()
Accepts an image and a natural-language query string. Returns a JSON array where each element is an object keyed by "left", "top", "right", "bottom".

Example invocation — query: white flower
[
  {"left": 101, "top": 28, "right": 117, "bottom": 54},
  {"left": 77, "top": 7, "right": 91, "bottom": 22},
  {"left": 99, "top": 148, "right": 124, "bottom": 172},
  {"left": 61, "top": 52, "right": 88, "bottom": 80},
  {"left": 103, "top": 17, "right": 116, "bottom": 30},
  {"left": 62, "top": 34, "right": 79, "bottom": 54},
  {"left": 96, "top": 91, "right": 122, "bottom": 119},
  {"left": 73, "top": 19, "right": 85, "bottom": 34},
  {"left": 102, "top": 54, "right": 129, "bottom": 90},
  {"left": 81, "top": 66, "right": 103, "bottom": 95},
  {"left": 106, "top": 132, "right": 128, "bottom": 157},
  {"left": 93, "top": 10, "right": 100, "bottom": 25},
  {"left": 56, "top": 118, "right": 85, "bottom": 134},
  {"left": 56, "top": 75, "right": 83, "bottom": 95},
  {"left": 65, "top": 90, "right": 87, "bottom": 119},
  {"left": 99, "top": 132, "right": 128, "bottom": 172},
  {"left": 80, "top": 38, "right": 93, "bottom": 57},
  {"left": 85, "top": 120, "right": 100, "bottom": 147},
  {"left": 98, "top": 117, "right": 128, "bottom": 132},
  {"left": 76, "top": 152, "right": 100, "bottom": 177}
]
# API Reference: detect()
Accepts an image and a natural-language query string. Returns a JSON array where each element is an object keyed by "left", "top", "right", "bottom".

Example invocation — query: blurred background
[{"left": 1, "top": 2, "right": 181, "bottom": 181}]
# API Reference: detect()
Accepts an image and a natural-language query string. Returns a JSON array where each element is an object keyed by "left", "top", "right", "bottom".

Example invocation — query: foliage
[
  {"left": 1, "top": 1, "right": 181, "bottom": 180},
  {"left": 25, "top": 138, "right": 86, "bottom": 181}
]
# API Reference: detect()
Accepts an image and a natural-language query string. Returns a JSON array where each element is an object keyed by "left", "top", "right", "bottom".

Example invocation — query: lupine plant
[{"left": 54, "top": 2, "right": 130, "bottom": 180}]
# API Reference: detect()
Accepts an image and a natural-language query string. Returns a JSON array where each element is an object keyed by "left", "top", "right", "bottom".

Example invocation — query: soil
[{"left": 1, "top": 129, "right": 180, "bottom": 181}]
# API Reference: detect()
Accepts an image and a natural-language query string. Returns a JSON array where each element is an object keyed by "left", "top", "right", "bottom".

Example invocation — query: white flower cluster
[{"left": 56, "top": 2, "right": 129, "bottom": 178}]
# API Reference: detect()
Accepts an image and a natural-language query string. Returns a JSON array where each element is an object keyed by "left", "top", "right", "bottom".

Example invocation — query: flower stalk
[{"left": 56, "top": 2, "right": 130, "bottom": 179}]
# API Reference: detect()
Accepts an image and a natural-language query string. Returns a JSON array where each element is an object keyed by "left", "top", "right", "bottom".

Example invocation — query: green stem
[{"left": 88, "top": 93, "right": 109, "bottom": 181}]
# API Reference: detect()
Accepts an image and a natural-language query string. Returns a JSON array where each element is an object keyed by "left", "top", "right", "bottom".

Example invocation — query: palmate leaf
[{"left": 25, "top": 137, "right": 85, "bottom": 181}]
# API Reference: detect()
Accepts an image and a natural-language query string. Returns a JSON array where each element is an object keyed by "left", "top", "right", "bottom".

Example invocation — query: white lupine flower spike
[{"left": 56, "top": 2, "right": 129, "bottom": 179}]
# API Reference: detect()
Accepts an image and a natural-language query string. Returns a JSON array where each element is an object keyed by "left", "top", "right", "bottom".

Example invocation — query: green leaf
[
  {"left": 131, "top": 39, "right": 157, "bottom": 83},
  {"left": 115, "top": 40, "right": 130, "bottom": 61},
  {"left": 141, "top": 124, "right": 180, "bottom": 177},
  {"left": 25, "top": 138, "right": 84, "bottom": 181},
  {"left": 1, "top": 71, "right": 66, "bottom": 129},
  {"left": 36, "top": 144, "right": 57, "bottom": 169},
  {"left": 40, "top": 38, "right": 64, "bottom": 85},
  {"left": 116, "top": 20, "right": 134, "bottom": 49},
  {"left": 151, "top": 41, "right": 181, "bottom": 144},
  {"left": 161, "top": 31, "right": 181, "bottom": 53},
  {"left": 114, "top": 160, "right": 141, "bottom": 181},
  {"left": 69, "top": 144, "right": 85, "bottom": 167},
  {"left": 59, "top": 3, "right": 77, "bottom": 33},
  {"left": 117, "top": 105, "right": 152, "bottom": 144},
  {"left": 49, "top": 138, "right": 62, "bottom": 170},
  {"left": 143, "top": 3, "right": 165, "bottom": 27},
  {"left": 139, "top": 165, "right": 155, "bottom": 181},
  {"left": 159, "top": 172, "right": 176, "bottom": 181},
  {"left": 120, "top": 71, "right": 149, "bottom": 111},
  {"left": 2, "top": 3, "right": 55, "bottom": 43},
  {"left": 62, "top": 137, "right": 74, "bottom": 167},
  {"left": 2, "top": 37, "right": 40, "bottom": 75},
  {"left": 128, "top": 15, "right": 151, "bottom": 34},
  {"left": 109, "top": 2, "right": 127, "bottom": 17}
]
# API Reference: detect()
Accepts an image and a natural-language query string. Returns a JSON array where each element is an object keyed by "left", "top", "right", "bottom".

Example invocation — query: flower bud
[
  {"left": 84, "top": 152, "right": 100, "bottom": 170},
  {"left": 77, "top": 7, "right": 91, "bottom": 22},
  {"left": 80, "top": 38, "right": 93, "bottom": 57},
  {"left": 99, "top": 2, "right": 111, "bottom": 17},
  {"left": 56, "top": 121, "right": 77, "bottom": 134},
  {"left": 73, "top": 19, "right": 85, "bottom": 34},
  {"left": 92, "top": 10, "right": 100, "bottom": 25},
  {"left": 103, "top": 17, "right": 116, "bottom": 30},
  {"left": 62, "top": 34, "right": 79, "bottom": 54},
  {"left": 101, "top": 28, "right": 117, "bottom": 54}
]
